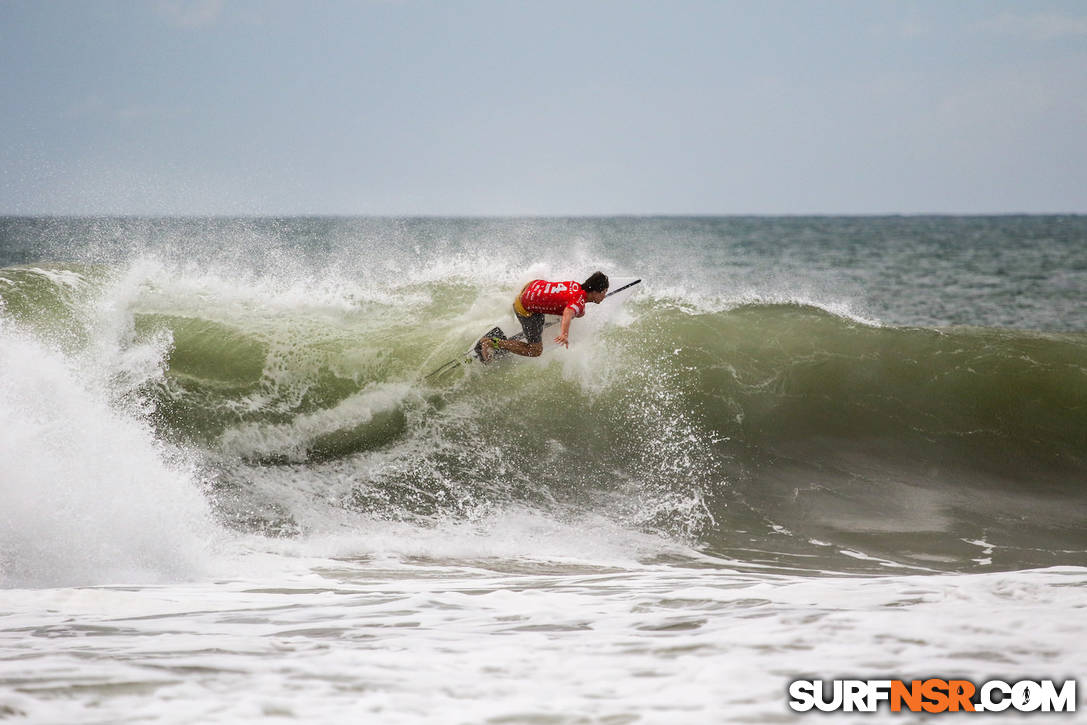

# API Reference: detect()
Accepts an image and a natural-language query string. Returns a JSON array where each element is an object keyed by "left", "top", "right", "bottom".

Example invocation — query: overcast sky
[{"left": 2, "top": 0, "right": 1085, "bottom": 215}]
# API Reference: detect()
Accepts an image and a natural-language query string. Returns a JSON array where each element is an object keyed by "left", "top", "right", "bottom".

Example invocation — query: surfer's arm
[{"left": 554, "top": 307, "right": 576, "bottom": 347}]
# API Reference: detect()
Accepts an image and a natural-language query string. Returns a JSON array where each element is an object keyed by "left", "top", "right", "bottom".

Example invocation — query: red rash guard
[{"left": 517, "top": 280, "right": 587, "bottom": 317}]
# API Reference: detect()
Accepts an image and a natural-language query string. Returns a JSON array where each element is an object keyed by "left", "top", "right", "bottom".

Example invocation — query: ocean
[{"left": 1, "top": 216, "right": 1084, "bottom": 722}]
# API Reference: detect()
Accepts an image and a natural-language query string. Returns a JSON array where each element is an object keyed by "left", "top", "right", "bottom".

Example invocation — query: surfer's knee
[{"left": 528, "top": 344, "right": 542, "bottom": 357}]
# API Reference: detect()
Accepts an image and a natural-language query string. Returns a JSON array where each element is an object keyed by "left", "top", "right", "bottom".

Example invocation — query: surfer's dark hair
[{"left": 583, "top": 271, "right": 609, "bottom": 293}]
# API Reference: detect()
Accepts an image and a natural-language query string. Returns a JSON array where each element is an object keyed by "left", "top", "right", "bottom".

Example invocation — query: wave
[
  {"left": 3, "top": 262, "right": 1084, "bottom": 574},
  {"left": 142, "top": 293, "right": 1087, "bottom": 484},
  {"left": 0, "top": 316, "right": 214, "bottom": 587}
]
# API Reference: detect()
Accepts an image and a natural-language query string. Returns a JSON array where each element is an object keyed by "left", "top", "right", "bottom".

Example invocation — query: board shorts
[{"left": 513, "top": 305, "right": 546, "bottom": 345}]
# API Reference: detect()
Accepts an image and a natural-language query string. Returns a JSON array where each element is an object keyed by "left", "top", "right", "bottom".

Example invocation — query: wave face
[{"left": 1, "top": 216, "right": 1085, "bottom": 579}]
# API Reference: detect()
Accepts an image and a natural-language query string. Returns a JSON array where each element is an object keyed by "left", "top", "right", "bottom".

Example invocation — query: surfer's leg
[
  {"left": 495, "top": 339, "right": 542, "bottom": 357},
  {"left": 502, "top": 311, "right": 545, "bottom": 357}
]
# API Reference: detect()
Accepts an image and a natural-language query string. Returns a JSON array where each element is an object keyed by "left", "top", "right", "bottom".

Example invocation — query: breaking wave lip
[
  {"left": 638, "top": 285, "right": 886, "bottom": 327},
  {"left": 0, "top": 256, "right": 882, "bottom": 336}
]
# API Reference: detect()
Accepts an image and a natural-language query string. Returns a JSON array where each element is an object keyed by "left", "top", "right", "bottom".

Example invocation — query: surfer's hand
[{"left": 554, "top": 332, "right": 569, "bottom": 347}]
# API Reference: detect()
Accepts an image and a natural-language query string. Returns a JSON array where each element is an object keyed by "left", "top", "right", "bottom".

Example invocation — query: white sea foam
[
  {"left": 255, "top": 505, "right": 684, "bottom": 566},
  {"left": 0, "top": 320, "right": 215, "bottom": 587},
  {"left": 1, "top": 557, "right": 1083, "bottom": 723}
]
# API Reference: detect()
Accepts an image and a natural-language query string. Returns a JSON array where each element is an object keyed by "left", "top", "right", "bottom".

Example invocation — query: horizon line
[{"left": 3, "top": 211, "right": 1086, "bottom": 219}]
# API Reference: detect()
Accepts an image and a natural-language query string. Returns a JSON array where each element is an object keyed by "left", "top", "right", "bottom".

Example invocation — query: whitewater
[{"left": 1, "top": 216, "right": 1085, "bottom": 723}]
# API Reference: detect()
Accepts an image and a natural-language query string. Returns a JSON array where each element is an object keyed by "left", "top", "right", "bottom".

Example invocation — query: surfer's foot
[{"left": 479, "top": 338, "right": 493, "bottom": 363}]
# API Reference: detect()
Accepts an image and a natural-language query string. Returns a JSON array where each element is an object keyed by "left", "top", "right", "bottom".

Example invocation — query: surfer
[{"left": 478, "top": 272, "right": 609, "bottom": 362}]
